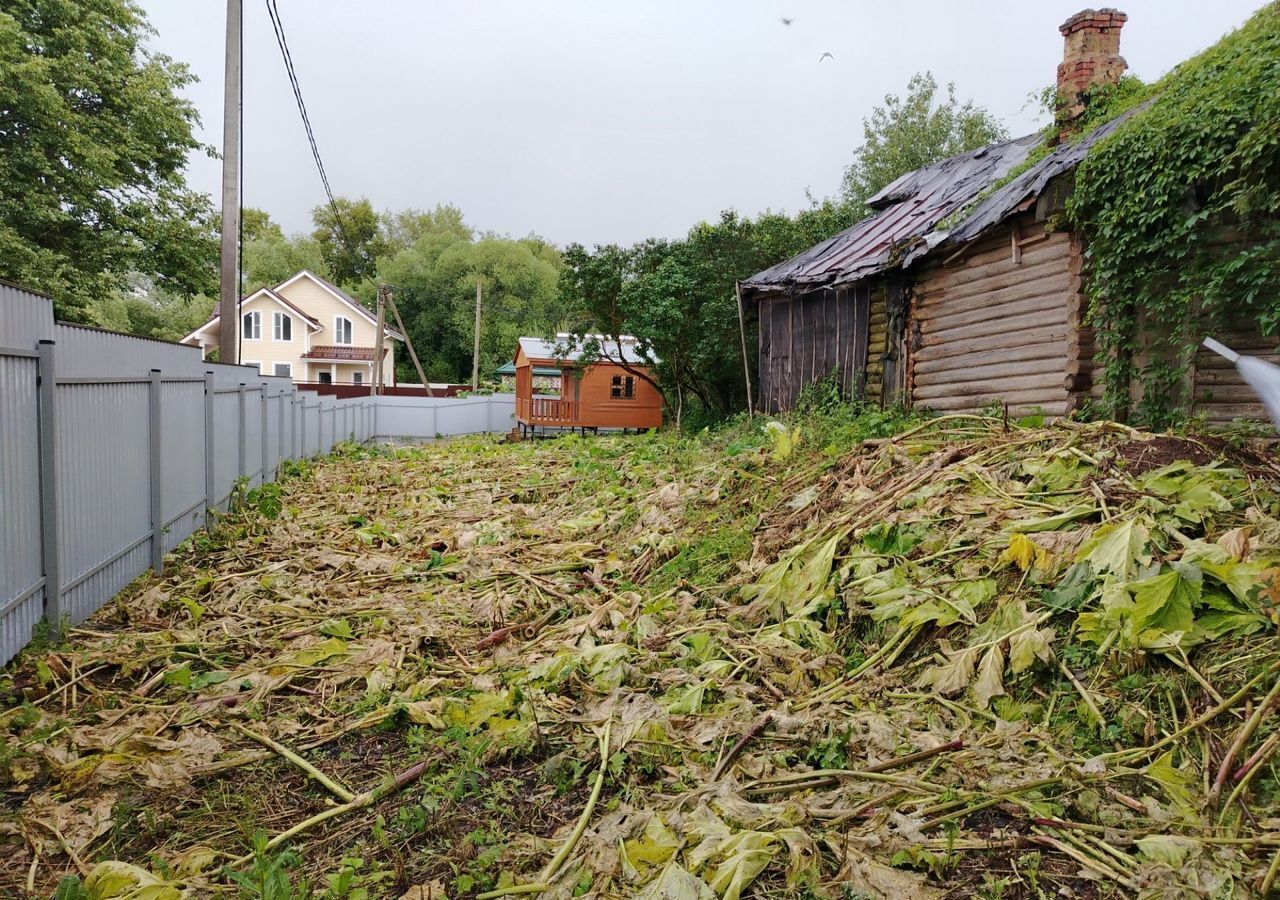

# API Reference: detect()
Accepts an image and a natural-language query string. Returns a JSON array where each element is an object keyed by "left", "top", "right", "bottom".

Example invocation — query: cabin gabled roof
[
  {"left": 743, "top": 133, "right": 1042, "bottom": 294},
  {"left": 516, "top": 334, "right": 655, "bottom": 366}
]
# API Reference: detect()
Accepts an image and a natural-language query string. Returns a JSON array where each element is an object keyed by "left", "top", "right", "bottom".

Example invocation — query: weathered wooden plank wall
[
  {"left": 910, "top": 216, "right": 1076, "bottom": 416},
  {"left": 755, "top": 282, "right": 875, "bottom": 413}
]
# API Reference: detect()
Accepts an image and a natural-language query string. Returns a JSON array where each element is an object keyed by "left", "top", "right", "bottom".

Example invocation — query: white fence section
[
  {"left": 0, "top": 282, "right": 516, "bottom": 667},
  {"left": 374, "top": 393, "right": 515, "bottom": 439}
]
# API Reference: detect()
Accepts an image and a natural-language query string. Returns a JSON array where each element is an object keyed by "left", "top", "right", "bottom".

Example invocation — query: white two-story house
[{"left": 181, "top": 270, "right": 401, "bottom": 385}]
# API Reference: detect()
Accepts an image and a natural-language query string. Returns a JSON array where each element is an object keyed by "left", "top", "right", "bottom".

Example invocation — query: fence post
[
  {"left": 149, "top": 369, "right": 164, "bottom": 574},
  {"left": 277, "top": 388, "right": 285, "bottom": 469},
  {"left": 237, "top": 383, "right": 247, "bottom": 481},
  {"left": 260, "top": 381, "right": 269, "bottom": 485},
  {"left": 204, "top": 372, "right": 216, "bottom": 516},
  {"left": 36, "top": 340, "right": 62, "bottom": 636}
]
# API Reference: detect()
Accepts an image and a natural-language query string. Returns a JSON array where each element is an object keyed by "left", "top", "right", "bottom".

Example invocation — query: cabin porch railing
[{"left": 517, "top": 396, "right": 581, "bottom": 425}]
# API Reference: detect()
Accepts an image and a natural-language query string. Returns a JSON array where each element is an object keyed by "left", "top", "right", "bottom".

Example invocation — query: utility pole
[
  {"left": 218, "top": 0, "right": 242, "bottom": 364},
  {"left": 384, "top": 288, "right": 434, "bottom": 398},
  {"left": 471, "top": 277, "right": 483, "bottom": 391},
  {"left": 372, "top": 285, "right": 386, "bottom": 395}
]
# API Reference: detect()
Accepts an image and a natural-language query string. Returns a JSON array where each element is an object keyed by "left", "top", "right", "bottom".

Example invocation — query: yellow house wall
[{"left": 229, "top": 274, "right": 395, "bottom": 384}]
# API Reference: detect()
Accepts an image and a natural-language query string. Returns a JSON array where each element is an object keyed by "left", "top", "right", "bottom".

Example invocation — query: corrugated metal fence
[{"left": 0, "top": 283, "right": 383, "bottom": 666}]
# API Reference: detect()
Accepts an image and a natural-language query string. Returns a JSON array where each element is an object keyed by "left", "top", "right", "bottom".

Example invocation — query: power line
[{"left": 264, "top": 0, "right": 359, "bottom": 259}]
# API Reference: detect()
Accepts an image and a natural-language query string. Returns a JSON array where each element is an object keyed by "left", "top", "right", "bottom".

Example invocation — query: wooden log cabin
[
  {"left": 746, "top": 7, "right": 1279, "bottom": 426},
  {"left": 513, "top": 335, "right": 663, "bottom": 435},
  {"left": 742, "top": 134, "right": 1041, "bottom": 413}
]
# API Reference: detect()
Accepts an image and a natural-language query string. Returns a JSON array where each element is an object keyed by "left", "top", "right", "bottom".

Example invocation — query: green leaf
[
  {"left": 1136, "top": 834, "right": 1200, "bottom": 867},
  {"left": 622, "top": 814, "right": 680, "bottom": 881},
  {"left": 972, "top": 645, "right": 1006, "bottom": 708},
  {"left": 1145, "top": 750, "right": 1199, "bottom": 823},
  {"left": 634, "top": 863, "right": 715, "bottom": 900},
  {"left": 1077, "top": 520, "right": 1151, "bottom": 581},
  {"left": 740, "top": 530, "right": 846, "bottom": 620},
  {"left": 1043, "top": 562, "right": 1096, "bottom": 612},
  {"left": 703, "top": 831, "right": 779, "bottom": 900}
]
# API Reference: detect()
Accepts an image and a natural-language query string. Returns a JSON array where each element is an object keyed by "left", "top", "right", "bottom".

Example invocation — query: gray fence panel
[
  {"left": 2, "top": 282, "right": 533, "bottom": 666},
  {"left": 56, "top": 382, "right": 151, "bottom": 625},
  {"left": 0, "top": 283, "right": 55, "bottom": 343},
  {"left": 0, "top": 352, "right": 44, "bottom": 664},
  {"left": 161, "top": 380, "right": 207, "bottom": 552},
  {"left": 211, "top": 391, "right": 239, "bottom": 509}
]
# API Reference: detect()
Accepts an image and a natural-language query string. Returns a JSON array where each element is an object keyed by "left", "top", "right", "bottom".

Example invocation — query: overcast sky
[{"left": 137, "top": 0, "right": 1266, "bottom": 247}]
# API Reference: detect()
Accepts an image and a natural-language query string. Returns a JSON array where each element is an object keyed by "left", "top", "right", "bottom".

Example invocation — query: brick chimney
[{"left": 1056, "top": 8, "right": 1128, "bottom": 126}]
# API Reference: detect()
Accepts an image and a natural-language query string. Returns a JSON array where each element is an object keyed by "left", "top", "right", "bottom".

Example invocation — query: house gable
[{"left": 274, "top": 271, "right": 405, "bottom": 342}]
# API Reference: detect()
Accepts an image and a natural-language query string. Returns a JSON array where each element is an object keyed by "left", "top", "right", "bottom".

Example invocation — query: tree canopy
[
  {"left": 0, "top": 0, "right": 217, "bottom": 320},
  {"left": 840, "top": 72, "right": 1008, "bottom": 213},
  {"left": 558, "top": 202, "right": 857, "bottom": 424}
]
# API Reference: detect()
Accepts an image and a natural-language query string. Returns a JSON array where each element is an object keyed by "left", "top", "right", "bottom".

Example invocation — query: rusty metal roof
[
  {"left": 743, "top": 133, "right": 1042, "bottom": 294},
  {"left": 929, "top": 105, "right": 1146, "bottom": 252}
]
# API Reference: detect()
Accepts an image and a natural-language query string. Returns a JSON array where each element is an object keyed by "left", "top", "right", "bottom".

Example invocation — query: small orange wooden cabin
[{"left": 513, "top": 335, "right": 663, "bottom": 434}]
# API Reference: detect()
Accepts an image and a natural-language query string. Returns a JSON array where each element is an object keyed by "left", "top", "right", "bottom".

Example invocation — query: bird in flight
[
  {"left": 780, "top": 17, "right": 793, "bottom": 25},
  {"left": 819, "top": 51, "right": 834, "bottom": 62}
]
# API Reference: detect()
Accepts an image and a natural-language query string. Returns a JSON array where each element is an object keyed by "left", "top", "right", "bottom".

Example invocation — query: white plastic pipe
[{"left": 1202, "top": 336, "right": 1280, "bottom": 429}]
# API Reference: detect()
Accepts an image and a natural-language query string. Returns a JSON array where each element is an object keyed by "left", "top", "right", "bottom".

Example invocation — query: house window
[
  {"left": 273, "top": 362, "right": 291, "bottom": 378},
  {"left": 242, "top": 310, "right": 261, "bottom": 340},
  {"left": 273, "top": 312, "right": 292, "bottom": 342},
  {"left": 334, "top": 316, "right": 353, "bottom": 345},
  {"left": 610, "top": 375, "right": 635, "bottom": 399},
  {"left": 352, "top": 371, "right": 363, "bottom": 384},
  {"left": 318, "top": 372, "right": 332, "bottom": 384}
]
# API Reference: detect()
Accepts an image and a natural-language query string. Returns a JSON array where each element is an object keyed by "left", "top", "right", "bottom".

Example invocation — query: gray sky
[{"left": 138, "top": 0, "right": 1266, "bottom": 247}]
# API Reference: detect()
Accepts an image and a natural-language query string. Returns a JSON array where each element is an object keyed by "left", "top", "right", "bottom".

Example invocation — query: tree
[
  {"left": 558, "top": 201, "right": 859, "bottom": 424},
  {"left": 840, "top": 72, "right": 1008, "bottom": 213},
  {"left": 378, "top": 223, "right": 563, "bottom": 384},
  {"left": 0, "top": 0, "right": 217, "bottom": 320},
  {"left": 311, "top": 197, "right": 386, "bottom": 287},
  {"left": 382, "top": 205, "right": 472, "bottom": 253},
  {"left": 241, "top": 207, "right": 283, "bottom": 243},
  {"left": 86, "top": 275, "right": 215, "bottom": 341}
]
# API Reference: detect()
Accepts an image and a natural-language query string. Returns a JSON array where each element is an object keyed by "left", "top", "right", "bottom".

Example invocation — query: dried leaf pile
[{"left": 5, "top": 415, "right": 1280, "bottom": 898}]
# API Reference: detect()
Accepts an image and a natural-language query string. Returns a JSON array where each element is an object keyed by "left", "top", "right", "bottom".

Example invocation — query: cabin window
[
  {"left": 273, "top": 363, "right": 291, "bottom": 378},
  {"left": 242, "top": 310, "right": 261, "bottom": 340},
  {"left": 352, "top": 371, "right": 363, "bottom": 384},
  {"left": 610, "top": 374, "right": 635, "bottom": 399},
  {"left": 273, "top": 312, "right": 292, "bottom": 341},
  {"left": 334, "top": 316, "right": 353, "bottom": 345}
]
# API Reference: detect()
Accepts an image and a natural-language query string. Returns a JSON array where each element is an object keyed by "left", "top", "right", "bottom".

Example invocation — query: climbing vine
[{"left": 1067, "top": 2, "right": 1280, "bottom": 426}]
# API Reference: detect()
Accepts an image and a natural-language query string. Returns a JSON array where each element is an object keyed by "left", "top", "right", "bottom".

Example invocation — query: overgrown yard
[{"left": 5, "top": 412, "right": 1280, "bottom": 898}]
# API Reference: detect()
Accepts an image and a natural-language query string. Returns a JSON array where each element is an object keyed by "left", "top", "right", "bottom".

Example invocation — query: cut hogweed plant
[{"left": 5, "top": 415, "right": 1280, "bottom": 898}]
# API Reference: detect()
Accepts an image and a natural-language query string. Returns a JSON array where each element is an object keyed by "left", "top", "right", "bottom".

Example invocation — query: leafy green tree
[
  {"left": 840, "top": 72, "right": 1008, "bottom": 213},
  {"left": 311, "top": 197, "right": 386, "bottom": 287},
  {"left": 0, "top": 0, "right": 217, "bottom": 320},
  {"left": 86, "top": 275, "right": 215, "bottom": 341},
  {"left": 241, "top": 207, "right": 283, "bottom": 243},
  {"left": 243, "top": 232, "right": 329, "bottom": 292},
  {"left": 382, "top": 205, "right": 473, "bottom": 253},
  {"left": 378, "top": 226, "right": 562, "bottom": 383},
  {"left": 559, "top": 201, "right": 858, "bottom": 423}
]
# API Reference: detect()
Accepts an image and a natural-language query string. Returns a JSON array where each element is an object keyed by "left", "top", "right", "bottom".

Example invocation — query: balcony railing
[{"left": 517, "top": 395, "right": 581, "bottom": 424}]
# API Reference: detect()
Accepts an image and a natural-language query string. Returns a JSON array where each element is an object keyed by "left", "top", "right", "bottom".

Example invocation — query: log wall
[
  {"left": 909, "top": 216, "right": 1078, "bottom": 417},
  {"left": 756, "top": 281, "right": 876, "bottom": 413}
]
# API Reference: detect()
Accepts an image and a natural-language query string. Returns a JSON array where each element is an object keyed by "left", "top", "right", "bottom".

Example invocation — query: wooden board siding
[
  {"left": 910, "top": 218, "right": 1076, "bottom": 416},
  {"left": 755, "top": 282, "right": 876, "bottom": 414}
]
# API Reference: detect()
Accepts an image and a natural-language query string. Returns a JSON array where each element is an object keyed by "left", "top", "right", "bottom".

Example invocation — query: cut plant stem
[{"left": 230, "top": 722, "right": 355, "bottom": 802}]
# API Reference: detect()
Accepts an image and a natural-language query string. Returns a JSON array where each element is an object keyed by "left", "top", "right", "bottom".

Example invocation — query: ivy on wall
[{"left": 1067, "top": 2, "right": 1280, "bottom": 426}]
